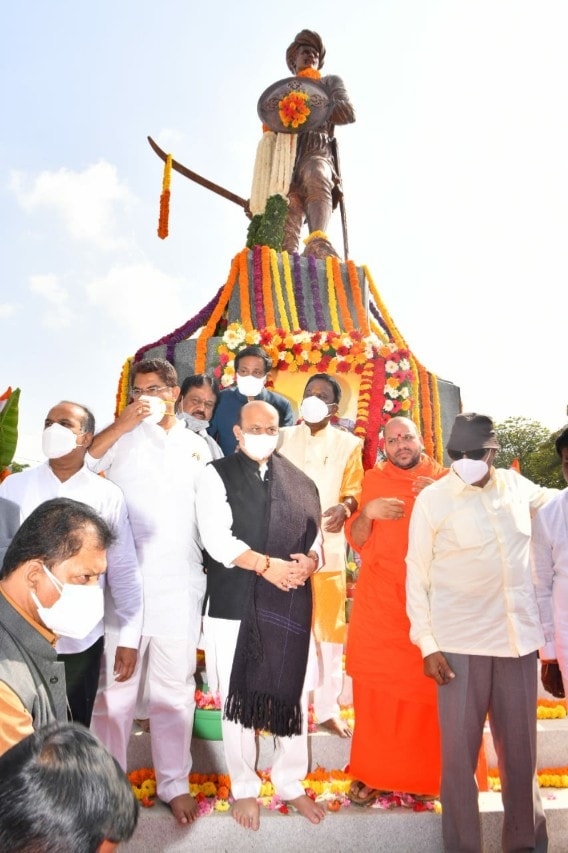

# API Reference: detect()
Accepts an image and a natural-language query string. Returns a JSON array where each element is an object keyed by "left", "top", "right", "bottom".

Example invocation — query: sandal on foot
[{"left": 347, "top": 780, "right": 390, "bottom": 806}]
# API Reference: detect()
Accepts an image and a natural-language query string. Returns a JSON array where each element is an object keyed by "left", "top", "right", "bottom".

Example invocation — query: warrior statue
[{"left": 254, "top": 30, "right": 356, "bottom": 260}]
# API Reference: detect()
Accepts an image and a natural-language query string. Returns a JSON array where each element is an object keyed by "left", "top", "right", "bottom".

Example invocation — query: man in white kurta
[
  {"left": 86, "top": 358, "right": 211, "bottom": 826},
  {"left": 278, "top": 374, "right": 363, "bottom": 736},
  {"left": 0, "top": 400, "right": 142, "bottom": 728},
  {"left": 532, "top": 425, "right": 568, "bottom": 697}
]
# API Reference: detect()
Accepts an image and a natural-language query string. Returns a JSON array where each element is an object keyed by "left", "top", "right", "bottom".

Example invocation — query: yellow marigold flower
[
  {"left": 308, "top": 350, "right": 321, "bottom": 364},
  {"left": 288, "top": 362, "right": 298, "bottom": 372},
  {"left": 284, "top": 335, "right": 295, "bottom": 348},
  {"left": 141, "top": 779, "right": 156, "bottom": 796},
  {"left": 215, "top": 799, "right": 230, "bottom": 811},
  {"left": 201, "top": 782, "right": 217, "bottom": 797},
  {"left": 260, "top": 781, "right": 274, "bottom": 797},
  {"left": 386, "top": 376, "right": 399, "bottom": 388},
  {"left": 401, "top": 400, "right": 412, "bottom": 411}
]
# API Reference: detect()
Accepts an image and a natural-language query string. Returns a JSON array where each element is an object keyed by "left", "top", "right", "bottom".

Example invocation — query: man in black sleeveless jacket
[{"left": 197, "top": 401, "right": 326, "bottom": 831}]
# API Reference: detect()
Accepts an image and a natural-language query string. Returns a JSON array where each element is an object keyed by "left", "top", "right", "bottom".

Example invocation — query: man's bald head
[
  {"left": 383, "top": 417, "right": 424, "bottom": 470},
  {"left": 234, "top": 401, "right": 280, "bottom": 463}
]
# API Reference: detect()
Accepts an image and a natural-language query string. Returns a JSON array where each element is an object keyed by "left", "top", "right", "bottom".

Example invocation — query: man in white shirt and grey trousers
[{"left": 406, "top": 412, "right": 553, "bottom": 853}]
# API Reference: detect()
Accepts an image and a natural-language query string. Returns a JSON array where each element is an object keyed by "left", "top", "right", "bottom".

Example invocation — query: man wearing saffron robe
[{"left": 345, "top": 417, "right": 446, "bottom": 803}]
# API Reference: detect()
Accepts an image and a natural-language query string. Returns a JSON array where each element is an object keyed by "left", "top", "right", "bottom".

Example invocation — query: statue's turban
[{"left": 286, "top": 29, "right": 326, "bottom": 73}]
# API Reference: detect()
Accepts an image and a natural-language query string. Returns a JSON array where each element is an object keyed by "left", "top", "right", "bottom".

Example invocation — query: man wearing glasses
[
  {"left": 86, "top": 358, "right": 211, "bottom": 826},
  {"left": 176, "top": 374, "right": 223, "bottom": 459},
  {"left": 406, "top": 413, "right": 553, "bottom": 852}
]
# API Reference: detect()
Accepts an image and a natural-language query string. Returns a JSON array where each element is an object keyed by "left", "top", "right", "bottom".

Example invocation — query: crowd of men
[{"left": 0, "top": 346, "right": 566, "bottom": 850}]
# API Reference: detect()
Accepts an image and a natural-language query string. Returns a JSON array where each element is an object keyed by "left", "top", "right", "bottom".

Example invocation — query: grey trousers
[{"left": 437, "top": 651, "right": 548, "bottom": 853}]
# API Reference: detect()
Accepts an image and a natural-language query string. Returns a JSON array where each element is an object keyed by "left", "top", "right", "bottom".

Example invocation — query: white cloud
[
  {"left": 29, "top": 274, "right": 75, "bottom": 328},
  {"left": 0, "top": 304, "right": 17, "bottom": 318},
  {"left": 10, "top": 161, "right": 134, "bottom": 251},
  {"left": 85, "top": 262, "right": 190, "bottom": 340}
]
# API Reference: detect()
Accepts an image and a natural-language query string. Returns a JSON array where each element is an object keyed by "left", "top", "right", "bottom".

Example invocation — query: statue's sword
[{"left": 148, "top": 136, "right": 252, "bottom": 219}]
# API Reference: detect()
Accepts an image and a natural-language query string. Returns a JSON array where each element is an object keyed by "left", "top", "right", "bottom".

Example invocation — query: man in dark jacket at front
[{"left": 0, "top": 498, "right": 113, "bottom": 754}]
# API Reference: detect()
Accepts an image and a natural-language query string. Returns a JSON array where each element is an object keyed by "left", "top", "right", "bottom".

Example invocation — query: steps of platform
[{"left": 124, "top": 718, "right": 568, "bottom": 851}]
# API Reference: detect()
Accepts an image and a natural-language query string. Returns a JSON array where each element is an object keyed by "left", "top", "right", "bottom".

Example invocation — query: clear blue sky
[{"left": 3, "top": 0, "right": 567, "bottom": 463}]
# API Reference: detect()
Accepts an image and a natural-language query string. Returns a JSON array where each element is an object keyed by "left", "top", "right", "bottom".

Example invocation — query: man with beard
[{"left": 345, "top": 416, "right": 446, "bottom": 805}]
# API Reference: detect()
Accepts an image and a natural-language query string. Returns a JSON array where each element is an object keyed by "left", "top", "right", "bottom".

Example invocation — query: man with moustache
[
  {"left": 278, "top": 373, "right": 363, "bottom": 737},
  {"left": 196, "top": 400, "right": 325, "bottom": 831},
  {"left": 0, "top": 401, "right": 142, "bottom": 728},
  {"left": 345, "top": 416, "right": 446, "bottom": 805},
  {"left": 176, "top": 374, "right": 223, "bottom": 459},
  {"left": 208, "top": 346, "right": 294, "bottom": 456},
  {"left": 86, "top": 358, "right": 211, "bottom": 826},
  {"left": 0, "top": 498, "right": 113, "bottom": 754}
]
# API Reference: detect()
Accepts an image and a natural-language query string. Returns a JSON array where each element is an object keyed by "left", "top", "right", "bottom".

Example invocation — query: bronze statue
[{"left": 254, "top": 30, "right": 356, "bottom": 259}]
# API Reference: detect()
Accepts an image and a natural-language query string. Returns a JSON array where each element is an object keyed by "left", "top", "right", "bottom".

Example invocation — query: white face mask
[
  {"left": 139, "top": 395, "right": 167, "bottom": 425},
  {"left": 241, "top": 432, "right": 279, "bottom": 461},
  {"left": 300, "top": 396, "right": 330, "bottom": 424},
  {"left": 31, "top": 565, "right": 104, "bottom": 639},
  {"left": 42, "top": 423, "right": 81, "bottom": 459},
  {"left": 452, "top": 458, "right": 489, "bottom": 485},
  {"left": 177, "top": 412, "right": 210, "bottom": 432},
  {"left": 236, "top": 374, "right": 266, "bottom": 397}
]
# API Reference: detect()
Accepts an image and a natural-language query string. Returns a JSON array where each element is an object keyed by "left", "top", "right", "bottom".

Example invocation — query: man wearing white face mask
[
  {"left": 406, "top": 412, "right": 555, "bottom": 852},
  {"left": 196, "top": 401, "right": 326, "bottom": 831},
  {"left": 176, "top": 373, "right": 224, "bottom": 459},
  {"left": 208, "top": 345, "right": 294, "bottom": 455},
  {"left": 85, "top": 357, "right": 211, "bottom": 827},
  {"left": 278, "top": 374, "right": 363, "bottom": 737},
  {"left": 0, "top": 401, "right": 142, "bottom": 729},
  {"left": 0, "top": 497, "right": 113, "bottom": 756}
]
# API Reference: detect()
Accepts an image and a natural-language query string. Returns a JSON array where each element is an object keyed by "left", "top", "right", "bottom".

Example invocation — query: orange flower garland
[
  {"left": 278, "top": 91, "right": 310, "bottom": 129},
  {"left": 157, "top": 154, "right": 172, "bottom": 240},
  {"left": 297, "top": 68, "right": 321, "bottom": 80},
  {"left": 238, "top": 248, "right": 253, "bottom": 329},
  {"left": 417, "top": 362, "right": 434, "bottom": 458},
  {"left": 115, "top": 357, "right": 133, "bottom": 417},
  {"left": 194, "top": 251, "right": 243, "bottom": 373},
  {"left": 346, "top": 260, "right": 369, "bottom": 334},
  {"left": 330, "top": 256, "right": 354, "bottom": 331}
]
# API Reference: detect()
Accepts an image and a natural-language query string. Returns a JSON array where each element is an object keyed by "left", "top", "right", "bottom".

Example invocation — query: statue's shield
[{"left": 257, "top": 76, "right": 332, "bottom": 134}]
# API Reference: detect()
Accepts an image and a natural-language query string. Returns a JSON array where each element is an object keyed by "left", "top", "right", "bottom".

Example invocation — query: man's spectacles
[
  {"left": 131, "top": 386, "right": 170, "bottom": 398},
  {"left": 447, "top": 448, "right": 489, "bottom": 461},
  {"left": 183, "top": 397, "right": 215, "bottom": 410}
]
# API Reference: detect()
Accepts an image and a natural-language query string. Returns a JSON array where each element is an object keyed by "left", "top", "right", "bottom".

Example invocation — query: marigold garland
[
  {"left": 115, "top": 357, "right": 133, "bottom": 417},
  {"left": 297, "top": 68, "right": 322, "bottom": 80},
  {"left": 278, "top": 90, "right": 310, "bottom": 129},
  {"left": 346, "top": 260, "right": 369, "bottom": 334},
  {"left": 194, "top": 252, "right": 243, "bottom": 373},
  {"left": 238, "top": 246, "right": 253, "bottom": 329},
  {"left": 157, "top": 154, "right": 172, "bottom": 240},
  {"left": 330, "top": 256, "right": 353, "bottom": 332},
  {"left": 365, "top": 265, "right": 408, "bottom": 349},
  {"left": 430, "top": 373, "right": 444, "bottom": 463},
  {"left": 325, "top": 257, "right": 341, "bottom": 332},
  {"left": 417, "top": 363, "right": 434, "bottom": 458}
]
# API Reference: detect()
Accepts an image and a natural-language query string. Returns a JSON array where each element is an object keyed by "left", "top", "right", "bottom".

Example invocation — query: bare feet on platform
[
  {"left": 231, "top": 797, "right": 260, "bottom": 831},
  {"left": 318, "top": 716, "right": 352, "bottom": 738},
  {"left": 167, "top": 793, "right": 199, "bottom": 825},
  {"left": 288, "top": 793, "right": 326, "bottom": 823}
]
